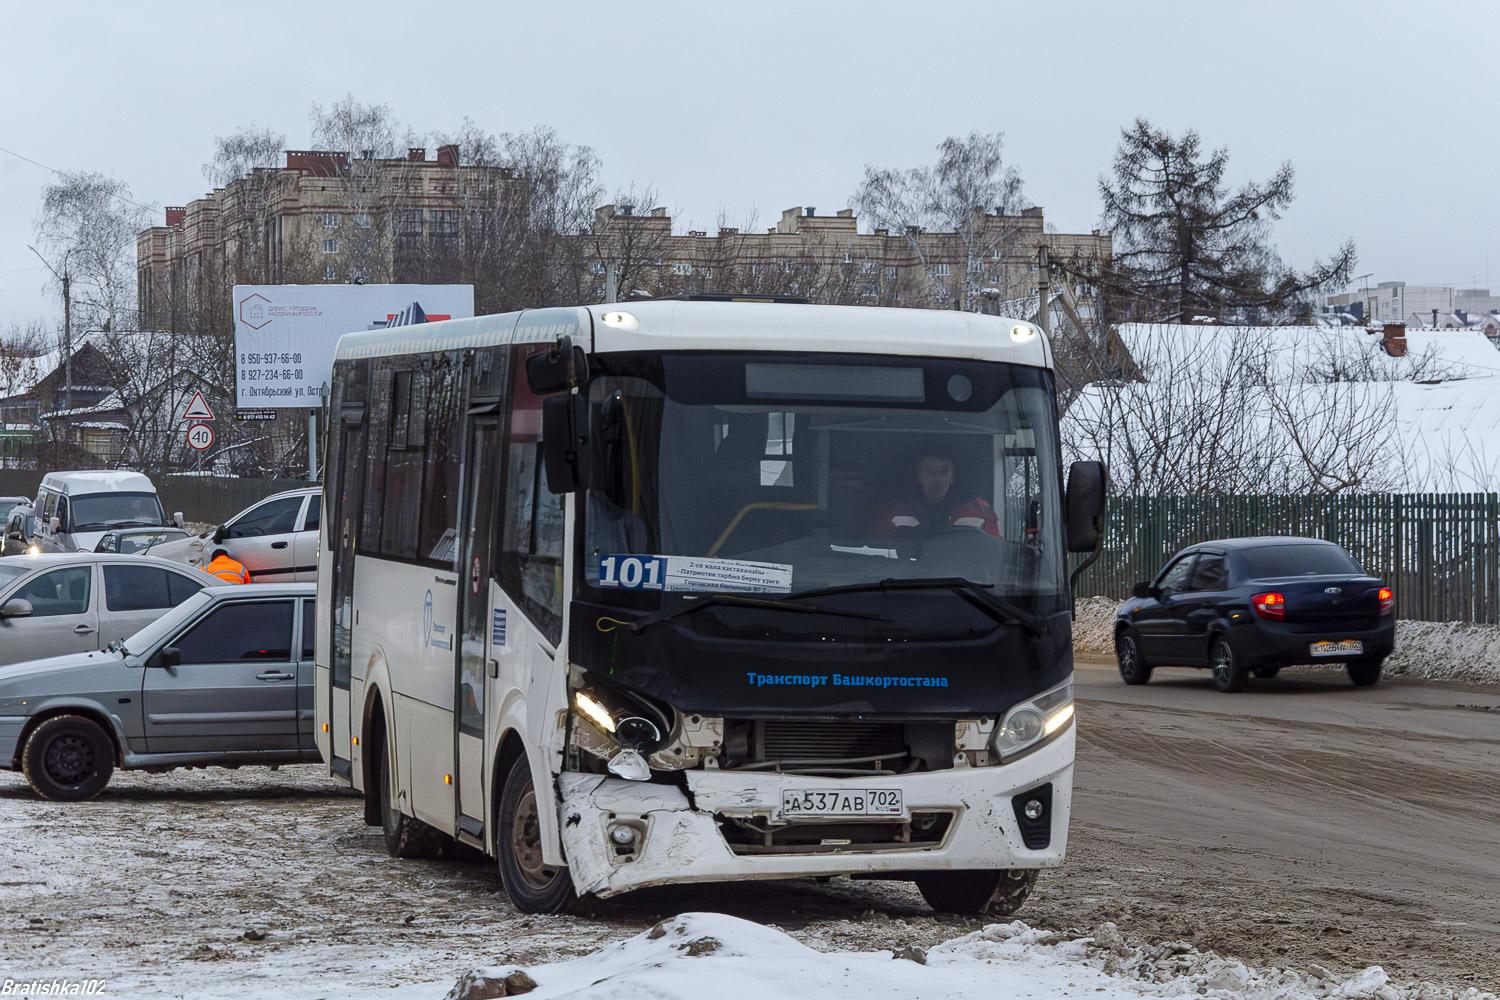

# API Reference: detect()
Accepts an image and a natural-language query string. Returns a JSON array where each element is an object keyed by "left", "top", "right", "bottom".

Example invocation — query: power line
[{"left": 0, "top": 141, "right": 158, "bottom": 213}]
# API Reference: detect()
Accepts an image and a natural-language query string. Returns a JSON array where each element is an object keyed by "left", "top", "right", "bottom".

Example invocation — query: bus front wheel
[
  {"left": 915, "top": 868, "right": 1037, "bottom": 915},
  {"left": 497, "top": 755, "right": 579, "bottom": 914}
]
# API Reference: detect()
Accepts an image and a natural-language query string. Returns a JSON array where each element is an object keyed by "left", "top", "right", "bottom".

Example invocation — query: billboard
[{"left": 232, "top": 284, "right": 475, "bottom": 408}]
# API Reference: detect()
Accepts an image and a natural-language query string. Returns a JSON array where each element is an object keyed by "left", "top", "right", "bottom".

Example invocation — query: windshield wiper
[
  {"left": 626, "top": 593, "right": 890, "bottom": 633},
  {"left": 791, "top": 577, "right": 1048, "bottom": 636}
]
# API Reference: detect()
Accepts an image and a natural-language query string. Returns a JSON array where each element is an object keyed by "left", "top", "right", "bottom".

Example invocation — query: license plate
[
  {"left": 780, "top": 788, "right": 905, "bottom": 818},
  {"left": 1309, "top": 640, "right": 1363, "bottom": 656}
]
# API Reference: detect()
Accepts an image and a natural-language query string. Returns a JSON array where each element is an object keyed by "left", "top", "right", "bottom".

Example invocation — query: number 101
[{"left": 599, "top": 555, "right": 664, "bottom": 589}]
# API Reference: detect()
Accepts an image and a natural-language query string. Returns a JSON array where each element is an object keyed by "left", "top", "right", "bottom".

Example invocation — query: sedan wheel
[
  {"left": 1209, "top": 638, "right": 1248, "bottom": 693},
  {"left": 22, "top": 714, "right": 114, "bottom": 801},
  {"left": 1116, "top": 630, "right": 1153, "bottom": 685}
]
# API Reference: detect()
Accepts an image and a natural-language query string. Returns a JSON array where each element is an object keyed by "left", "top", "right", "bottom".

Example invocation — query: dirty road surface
[{"left": 1, "top": 661, "right": 1496, "bottom": 994}]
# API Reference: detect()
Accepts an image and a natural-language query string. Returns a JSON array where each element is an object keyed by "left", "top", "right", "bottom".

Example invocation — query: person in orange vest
[{"left": 202, "top": 548, "right": 250, "bottom": 584}]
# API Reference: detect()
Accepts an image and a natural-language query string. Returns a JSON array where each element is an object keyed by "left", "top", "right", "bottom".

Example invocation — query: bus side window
[{"left": 498, "top": 348, "right": 564, "bottom": 646}]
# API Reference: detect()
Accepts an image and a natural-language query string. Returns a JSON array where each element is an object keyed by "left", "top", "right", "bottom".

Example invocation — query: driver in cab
[{"left": 873, "top": 451, "right": 1001, "bottom": 540}]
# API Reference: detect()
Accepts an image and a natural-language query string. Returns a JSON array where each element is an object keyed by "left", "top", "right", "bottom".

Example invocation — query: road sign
[
  {"left": 234, "top": 409, "right": 278, "bottom": 422},
  {"left": 182, "top": 391, "right": 215, "bottom": 421},
  {"left": 187, "top": 423, "right": 215, "bottom": 451}
]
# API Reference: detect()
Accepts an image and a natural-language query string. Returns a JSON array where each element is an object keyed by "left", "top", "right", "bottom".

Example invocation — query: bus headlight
[
  {"left": 991, "top": 679, "right": 1074, "bottom": 762},
  {"left": 574, "top": 688, "right": 669, "bottom": 753}
]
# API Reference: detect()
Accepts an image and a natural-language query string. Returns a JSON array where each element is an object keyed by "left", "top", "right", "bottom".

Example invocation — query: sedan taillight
[
  {"left": 1378, "top": 587, "right": 1395, "bottom": 615},
  {"left": 1252, "top": 592, "right": 1286, "bottom": 620}
]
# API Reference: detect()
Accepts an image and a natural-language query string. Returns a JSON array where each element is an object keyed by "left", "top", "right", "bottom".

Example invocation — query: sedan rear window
[{"left": 1239, "top": 544, "right": 1362, "bottom": 578}]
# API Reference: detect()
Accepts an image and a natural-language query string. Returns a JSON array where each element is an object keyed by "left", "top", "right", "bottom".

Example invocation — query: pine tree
[{"left": 1099, "top": 119, "right": 1354, "bottom": 324}]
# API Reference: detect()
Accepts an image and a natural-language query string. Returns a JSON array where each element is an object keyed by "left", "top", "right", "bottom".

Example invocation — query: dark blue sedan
[{"left": 1114, "top": 537, "right": 1396, "bottom": 692}]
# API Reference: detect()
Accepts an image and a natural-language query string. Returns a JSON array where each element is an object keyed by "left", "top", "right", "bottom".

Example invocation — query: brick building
[
  {"left": 138, "top": 145, "right": 1110, "bottom": 328},
  {"left": 136, "top": 145, "right": 514, "bottom": 333}
]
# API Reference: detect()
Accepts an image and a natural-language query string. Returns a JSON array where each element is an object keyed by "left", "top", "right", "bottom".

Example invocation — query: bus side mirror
[
  {"left": 49, "top": 516, "right": 61, "bottom": 534},
  {"left": 173, "top": 511, "right": 185, "bottom": 529},
  {"left": 525, "top": 335, "right": 590, "bottom": 395},
  {"left": 1065, "top": 461, "right": 1108, "bottom": 553},
  {"left": 541, "top": 393, "right": 592, "bottom": 494}
]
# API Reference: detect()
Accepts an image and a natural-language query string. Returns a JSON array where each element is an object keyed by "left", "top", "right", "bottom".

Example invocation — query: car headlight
[{"left": 991, "top": 679, "right": 1074, "bottom": 762}]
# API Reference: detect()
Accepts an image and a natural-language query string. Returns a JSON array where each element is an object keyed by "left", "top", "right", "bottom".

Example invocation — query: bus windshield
[{"left": 581, "top": 352, "right": 1066, "bottom": 606}]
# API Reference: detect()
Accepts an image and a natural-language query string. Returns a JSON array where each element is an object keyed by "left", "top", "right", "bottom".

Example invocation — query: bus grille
[
  {"left": 757, "top": 719, "right": 904, "bottom": 761},
  {"left": 721, "top": 719, "right": 946, "bottom": 775}
]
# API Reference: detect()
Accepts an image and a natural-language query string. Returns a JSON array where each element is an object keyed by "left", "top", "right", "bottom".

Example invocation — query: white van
[{"left": 29, "top": 471, "right": 181, "bottom": 554}]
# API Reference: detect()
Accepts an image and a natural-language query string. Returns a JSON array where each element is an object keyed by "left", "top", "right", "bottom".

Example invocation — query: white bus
[{"left": 315, "top": 298, "right": 1105, "bottom": 915}]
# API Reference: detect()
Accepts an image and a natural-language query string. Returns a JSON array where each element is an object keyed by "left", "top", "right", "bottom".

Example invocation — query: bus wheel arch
[{"left": 360, "top": 689, "right": 388, "bottom": 827}]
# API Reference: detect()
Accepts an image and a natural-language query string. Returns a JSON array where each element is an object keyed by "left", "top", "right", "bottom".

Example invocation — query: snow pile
[
  {"left": 1072, "top": 595, "right": 1119, "bottom": 656},
  {"left": 1071, "top": 596, "right": 1500, "bottom": 684},
  {"left": 1385, "top": 620, "right": 1500, "bottom": 684},
  {"left": 932, "top": 920, "right": 1498, "bottom": 1000},
  {"left": 449, "top": 913, "right": 1498, "bottom": 1000}
]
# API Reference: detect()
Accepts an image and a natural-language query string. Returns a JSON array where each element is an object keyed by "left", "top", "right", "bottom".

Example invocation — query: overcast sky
[{"left": 2, "top": 0, "right": 1496, "bottom": 332}]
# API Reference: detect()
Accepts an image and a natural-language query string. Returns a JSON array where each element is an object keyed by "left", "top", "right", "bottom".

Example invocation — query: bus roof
[{"left": 333, "top": 301, "right": 1053, "bottom": 368}]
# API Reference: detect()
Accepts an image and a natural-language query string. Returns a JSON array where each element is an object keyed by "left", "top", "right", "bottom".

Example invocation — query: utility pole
[
  {"left": 28, "top": 245, "right": 74, "bottom": 413},
  {"left": 1036, "top": 244, "right": 1051, "bottom": 336},
  {"left": 604, "top": 260, "right": 619, "bottom": 304}
]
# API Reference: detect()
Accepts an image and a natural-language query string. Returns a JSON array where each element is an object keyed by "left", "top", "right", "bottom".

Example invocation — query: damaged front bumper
[{"left": 557, "top": 726, "right": 1074, "bottom": 897}]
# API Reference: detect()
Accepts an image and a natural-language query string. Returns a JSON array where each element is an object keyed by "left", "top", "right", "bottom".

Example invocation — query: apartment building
[
  {"left": 139, "top": 145, "right": 1110, "bottom": 327},
  {"left": 591, "top": 203, "right": 1110, "bottom": 312},
  {"left": 136, "top": 145, "right": 513, "bottom": 332}
]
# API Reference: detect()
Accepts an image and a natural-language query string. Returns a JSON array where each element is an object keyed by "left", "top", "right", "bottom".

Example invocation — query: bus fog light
[
  {"left": 607, "top": 748, "right": 651, "bottom": 781},
  {"left": 609, "top": 824, "right": 637, "bottom": 846},
  {"left": 1023, "top": 798, "right": 1045, "bottom": 821}
]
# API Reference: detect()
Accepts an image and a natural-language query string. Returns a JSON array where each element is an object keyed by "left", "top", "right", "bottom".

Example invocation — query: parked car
[
  {"left": 3, "top": 505, "right": 38, "bottom": 557},
  {"left": 1, "top": 496, "right": 28, "bottom": 521},
  {"left": 0, "top": 583, "right": 317, "bottom": 800},
  {"left": 150, "top": 487, "right": 320, "bottom": 583},
  {"left": 0, "top": 554, "right": 209, "bottom": 667},
  {"left": 29, "top": 471, "right": 183, "bottom": 554},
  {"left": 94, "top": 526, "right": 191, "bottom": 555},
  {"left": 1114, "top": 537, "right": 1396, "bottom": 692}
]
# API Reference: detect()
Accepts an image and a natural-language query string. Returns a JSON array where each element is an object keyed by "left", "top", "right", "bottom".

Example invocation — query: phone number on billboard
[
  {"left": 240, "top": 352, "right": 304, "bottom": 365},
  {"left": 239, "top": 369, "right": 305, "bottom": 381}
]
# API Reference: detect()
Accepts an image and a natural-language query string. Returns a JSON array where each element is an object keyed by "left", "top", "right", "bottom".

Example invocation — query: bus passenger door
[
  {"left": 328, "top": 418, "right": 365, "bottom": 779},
  {"left": 456, "top": 416, "right": 500, "bottom": 841}
]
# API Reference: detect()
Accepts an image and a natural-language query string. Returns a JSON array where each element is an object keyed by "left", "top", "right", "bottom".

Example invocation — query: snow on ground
[
  {"left": 447, "top": 912, "right": 1497, "bottom": 1000},
  {"left": 1070, "top": 596, "right": 1500, "bottom": 684}
]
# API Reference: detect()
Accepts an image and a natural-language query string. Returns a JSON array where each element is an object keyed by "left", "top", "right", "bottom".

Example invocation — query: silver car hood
[{"left": 0, "top": 648, "right": 133, "bottom": 689}]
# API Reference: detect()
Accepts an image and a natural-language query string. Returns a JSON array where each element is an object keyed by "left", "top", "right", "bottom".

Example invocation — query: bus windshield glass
[{"left": 581, "top": 352, "right": 1066, "bottom": 607}]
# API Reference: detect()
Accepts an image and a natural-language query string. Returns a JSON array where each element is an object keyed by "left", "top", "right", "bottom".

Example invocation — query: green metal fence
[
  {"left": 1072, "top": 494, "right": 1500, "bottom": 625},
  {"left": 0, "top": 471, "right": 317, "bottom": 528}
]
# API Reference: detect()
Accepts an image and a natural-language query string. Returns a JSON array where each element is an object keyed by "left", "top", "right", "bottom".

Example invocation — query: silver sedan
[
  {"left": 0, "top": 554, "right": 210, "bottom": 666},
  {"left": 0, "top": 582, "right": 318, "bottom": 800}
]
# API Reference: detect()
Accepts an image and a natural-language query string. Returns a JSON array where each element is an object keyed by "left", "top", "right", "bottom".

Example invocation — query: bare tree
[
  {"left": 1062, "top": 330, "right": 1409, "bottom": 496},
  {"left": 852, "top": 132, "right": 1030, "bottom": 311},
  {"left": 34, "top": 172, "right": 154, "bottom": 334}
]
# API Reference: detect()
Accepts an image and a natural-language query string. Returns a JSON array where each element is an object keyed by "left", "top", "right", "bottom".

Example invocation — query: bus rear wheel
[
  {"left": 378, "top": 738, "right": 442, "bottom": 859},
  {"left": 915, "top": 868, "right": 1037, "bottom": 916},
  {"left": 497, "top": 755, "right": 579, "bottom": 914}
]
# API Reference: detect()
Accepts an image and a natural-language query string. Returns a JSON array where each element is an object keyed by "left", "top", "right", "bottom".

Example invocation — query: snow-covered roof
[
  {"left": 42, "top": 392, "right": 125, "bottom": 419},
  {"left": 0, "top": 347, "right": 63, "bottom": 398},
  {"left": 1071, "top": 324, "right": 1500, "bottom": 492},
  {"left": 1117, "top": 323, "right": 1500, "bottom": 384}
]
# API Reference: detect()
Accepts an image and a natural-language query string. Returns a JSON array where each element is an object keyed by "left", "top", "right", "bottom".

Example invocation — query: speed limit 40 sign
[{"left": 187, "top": 423, "right": 215, "bottom": 451}]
